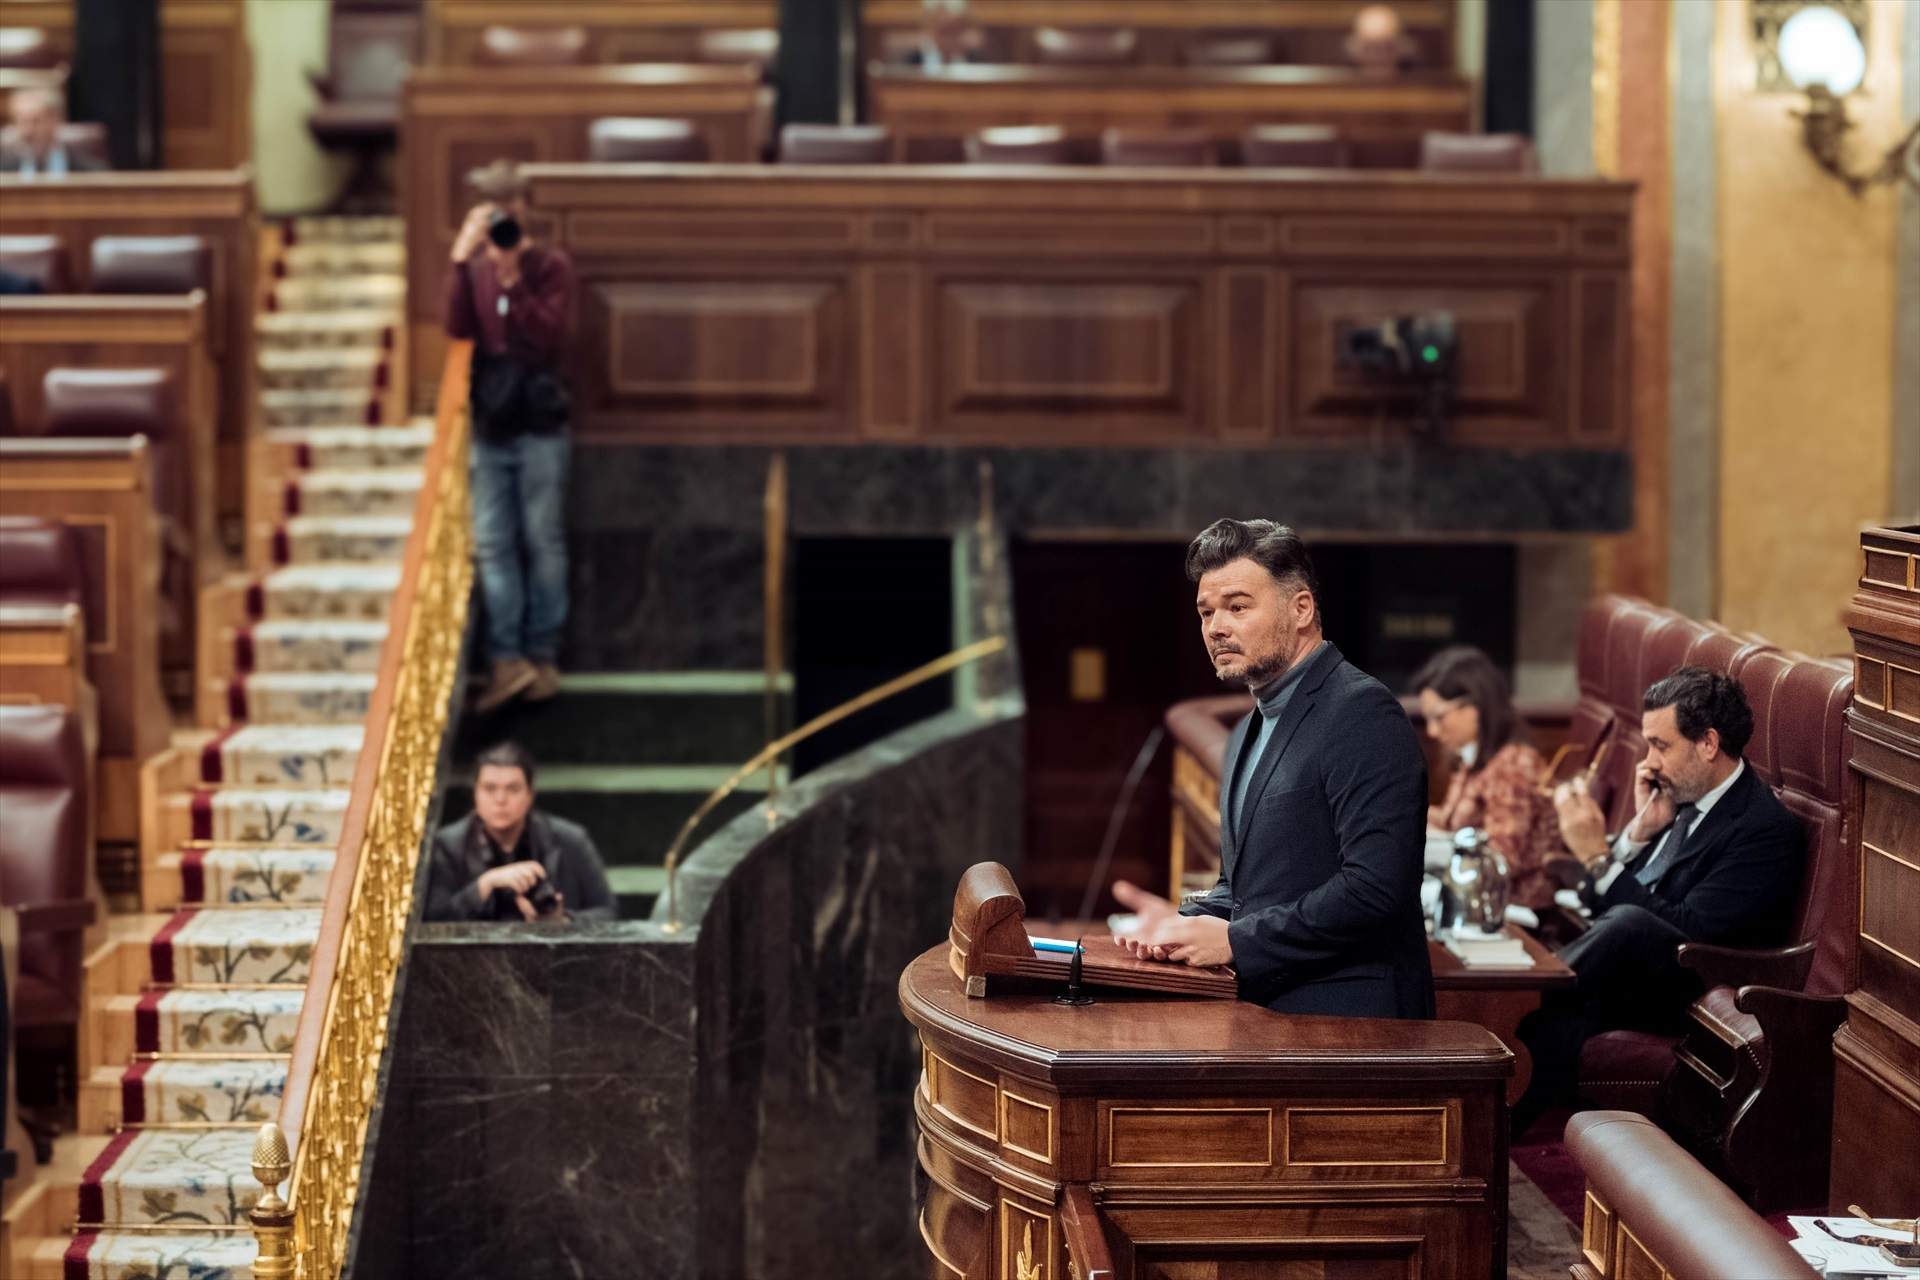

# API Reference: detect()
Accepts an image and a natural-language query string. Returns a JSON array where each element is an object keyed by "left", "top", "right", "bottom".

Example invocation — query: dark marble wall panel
[
  {"left": 560, "top": 443, "right": 1627, "bottom": 670},
  {"left": 365, "top": 699, "right": 1022, "bottom": 1280}
]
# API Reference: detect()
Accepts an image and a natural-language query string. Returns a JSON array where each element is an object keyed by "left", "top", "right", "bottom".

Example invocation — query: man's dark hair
[
  {"left": 1184, "top": 518, "right": 1322, "bottom": 623},
  {"left": 474, "top": 740, "right": 537, "bottom": 787},
  {"left": 1643, "top": 666, "right": 1753, "bottom": 759},
  {"left": 1409, "top": 645, "right": 1522, "bottom": 772}
]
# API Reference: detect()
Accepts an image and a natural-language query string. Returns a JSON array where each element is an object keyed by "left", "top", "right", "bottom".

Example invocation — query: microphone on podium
[{"left": 1054, "top": 938, "right": 1094, "bottom": 1006}]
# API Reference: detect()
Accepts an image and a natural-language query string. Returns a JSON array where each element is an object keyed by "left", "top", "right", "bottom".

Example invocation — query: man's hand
[
  {"left": 1111, "top": 881, "right": 1234, "bottom": 968},
  {"left": 476, "top": 859, "right": 545, "bottom": 899},
  {"left": 450, "top": 203, "right": 494, "bottom": 264},
  {"left": 1551, "top": 780, "right": 1611, "bottom": 866},
  {"left": 1625, "top": 760, "right": 1675, "bottom": 843},
  {"left": 515, "top": 890, "right": 565, "bottom": 922}
]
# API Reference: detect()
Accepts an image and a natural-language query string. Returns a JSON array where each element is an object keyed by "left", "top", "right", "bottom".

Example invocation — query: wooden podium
[{"left": 905, "top": 864, "right": 1514, "bottom": 1279}]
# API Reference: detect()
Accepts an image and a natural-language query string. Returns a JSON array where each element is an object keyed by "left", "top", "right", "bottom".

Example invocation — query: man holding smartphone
[
  {"left": 1513, "top": 667, "right": 1804, "bottom": 1131},
  {"left": 445, "top": 160, "right": 579, "bottom": 714}
]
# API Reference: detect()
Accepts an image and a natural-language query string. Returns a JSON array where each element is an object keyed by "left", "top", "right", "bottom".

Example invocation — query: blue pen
[{"left": 1030, "top": 936, "right": 1080, "bottom": 954}]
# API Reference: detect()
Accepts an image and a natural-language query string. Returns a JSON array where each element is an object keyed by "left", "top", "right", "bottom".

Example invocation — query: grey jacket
[{"left": 426, "top": 810, "right": 616, "bottom": 923}]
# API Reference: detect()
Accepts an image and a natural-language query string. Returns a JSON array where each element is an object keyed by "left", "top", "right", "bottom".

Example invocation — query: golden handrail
[
  {"left": 253, "top": 342, "right": 476, "bottom": 1278},
  {"left": 658, "top": 633, "right": 1009, "bottom": 931}
]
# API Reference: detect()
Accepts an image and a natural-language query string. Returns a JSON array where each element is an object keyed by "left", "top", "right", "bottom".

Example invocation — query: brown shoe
[
  {"left": 474, "top": 658, "right": 537, "bottom": 713},
  {"left": 524, "top": 662, "right": 561, "bottom": 703}
]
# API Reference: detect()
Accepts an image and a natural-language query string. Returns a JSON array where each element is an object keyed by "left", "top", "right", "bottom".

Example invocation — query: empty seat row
[
  {"left": 0, "top": 234, "right": 211, "bottom": 297},
  {"left": 475, "top": 24, "right": 777, "bottom": 68},
  {"left": 578, "top": 119, "right": 1536, "bottom": 172}
]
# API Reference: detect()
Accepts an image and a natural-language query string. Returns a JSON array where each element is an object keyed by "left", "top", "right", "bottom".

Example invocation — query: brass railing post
[
  {"left": 763, "top": 450, "right": 788, "bottom": 815},
  {"left": 249, "top": 1122, "right": 295, "bottom": 1280}
]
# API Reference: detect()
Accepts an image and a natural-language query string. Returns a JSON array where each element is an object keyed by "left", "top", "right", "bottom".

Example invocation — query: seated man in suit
[
  {"left": 1515, "top": 667, "right": 1803, "bottom": 1129},
  {"left": 425, "top": 741, "right": 615, "bottom": 923},
  {"left": 1, "top": 89, "right": 106, "bottom": 177},
  {"left": 1113, "top": 518, "right": 1434, "bottom": 1019}
]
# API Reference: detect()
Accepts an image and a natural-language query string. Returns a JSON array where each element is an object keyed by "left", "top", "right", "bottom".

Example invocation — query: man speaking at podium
[{"left": 1114, "top": 519, "right": 1435, "bottom": 1019}]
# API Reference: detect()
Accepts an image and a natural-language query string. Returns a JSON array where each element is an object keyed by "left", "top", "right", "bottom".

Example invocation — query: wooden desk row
[
  {"left": 869, "top": 64, "right": 1476, "bottom": 167},
  {"left": 0, "top": 438, "right": 168, "bottom": 843},
  {"left": 0, "top": 0, "right": 252, "bottom": 171},
  {"left": 0, "top": 168, "right": 258, "bottom": 528},
  {"left": 416, "top": 0, "right": 1457, "bottom": 71},
  {"left": 405, "top": 165, "right": 1633, "bottom": 451}
]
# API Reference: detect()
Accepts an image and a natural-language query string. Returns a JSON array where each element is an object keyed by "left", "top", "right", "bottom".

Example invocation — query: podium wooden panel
[
  {"left": 1831, "top": 525, "right": 1920, "bottom": 1213},
  {"left": 907, "top": 869, "right": 1512, "bottom": 1279},
  {"left": 904, "top": 946, "right": 1511, "bottom": 1279},
  {"left": 494, "top": 164, "right": 1633, "bottom": 448}
]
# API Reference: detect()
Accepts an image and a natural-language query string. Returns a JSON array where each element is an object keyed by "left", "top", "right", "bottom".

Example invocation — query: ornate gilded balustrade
[{"left": 249, "top": 343, "right": 475, "bottom": 1279}]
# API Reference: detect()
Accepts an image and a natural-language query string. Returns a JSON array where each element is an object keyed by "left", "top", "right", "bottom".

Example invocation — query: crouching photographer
[
  {"left": 446, "top": 159, "right": 580, "bottom": 715},
  {"left": 425, "top": 742, "right": 615, "bottom": 923}
]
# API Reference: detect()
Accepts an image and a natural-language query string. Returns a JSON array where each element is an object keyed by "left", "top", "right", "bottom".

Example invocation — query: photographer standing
[{"left": 445, "top": 161, "right": 579, "bottom": 713}]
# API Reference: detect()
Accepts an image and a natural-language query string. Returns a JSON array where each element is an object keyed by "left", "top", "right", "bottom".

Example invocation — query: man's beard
[{"left": 1214, "top": 650, "right": 1287, "bottom": 689}]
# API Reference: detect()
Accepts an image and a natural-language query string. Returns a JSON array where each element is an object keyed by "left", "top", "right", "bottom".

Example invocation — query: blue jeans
[{"left": 470, "top": 432, "right": 569, "bottom": 665}]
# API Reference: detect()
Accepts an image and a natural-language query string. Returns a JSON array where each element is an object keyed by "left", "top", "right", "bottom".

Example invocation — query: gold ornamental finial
[{"left": 250, "top": 1122, "right": 296, "bottom": 1280}]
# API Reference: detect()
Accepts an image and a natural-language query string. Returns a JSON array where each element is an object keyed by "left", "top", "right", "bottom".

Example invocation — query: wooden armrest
[
  {"left": 1736, "top": 984, "right": 1847, "bottom": 1045},
  {"left": 15, "top": 897, "right": 98, "bottom": 934},
  {"left": 1676, "top": 941, "right": 1815, "bottom": 993},
  {"left": 1060, "top": 1185, "right": 1115, "bottom": 1280}
]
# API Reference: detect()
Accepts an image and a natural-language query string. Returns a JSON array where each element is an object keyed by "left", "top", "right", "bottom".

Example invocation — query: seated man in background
[
  {"left": 1411, "top": 645, "right": 1560, "bottom": 907},
  {"left": 425, "top": 742, "right": 615, "bottom": 923},
  {"left": 904, "top": 0, "right": 979, "bottom": 69},
  {"left": 1345, "top": 4, "right": 1417, "bottom": 77},
  {"left": 1513, "top": 667, "right": 1803, "bottom": 1130},
  {"left": 0, "top": 88, "right": 105, "bottom": 176}
]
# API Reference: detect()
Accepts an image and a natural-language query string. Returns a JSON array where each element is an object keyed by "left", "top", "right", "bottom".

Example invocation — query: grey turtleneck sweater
[{"left": 1227, "top": 640, "right": 1328, "bottom": 831}]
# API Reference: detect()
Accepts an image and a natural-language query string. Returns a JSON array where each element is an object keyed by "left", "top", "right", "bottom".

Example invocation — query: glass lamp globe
[{"left": 1778, "top": 5, "right": 1867, "bottom": 96}]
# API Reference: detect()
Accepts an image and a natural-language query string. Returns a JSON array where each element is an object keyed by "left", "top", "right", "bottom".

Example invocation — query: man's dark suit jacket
[
  {"left": 1582, "top": 762, "right": 1803, "bottom": 947},
  {"left": 1181, "top": 642, "right": 1434, "bottom": 1019},
  {"left": 426, "top": 810, "right": 616, "bottom": 923}
]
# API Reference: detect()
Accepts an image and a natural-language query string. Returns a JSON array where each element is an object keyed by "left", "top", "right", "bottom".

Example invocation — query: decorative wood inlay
[
  {"left": 1107, "top": 1106, "right": 1274, "bottom": 1167},
  {"left": 999, "top": 1088, "right": 1054, "bottom": 1164},
  {"left": 1887, "top": 663, "right": 1920, "bottom": 724},
  {"left": 927, "top": 1052, "right": 1000, "bottom": 1142},
  {"left": 1860, "top": 840, "right": 1920, "bottom": 972},
  {"left": 1582, "top": 1191, "right": 1614, "bottom": 1275},
  {"left": 1863, "top": 547, "right": 1913, "bottom": 591},
  {"left": 599, "top": 281, "right": 836, "bottom": 399},
  {"left": 1282, "top": 1105, "right": 1450, "bottom": 1166},
  {"left": 1857, "top": 656, "right": 1889, "bottom": 709},
  {"left": 1000, "top": 1197, "right": 1054, "bottom": 1280}
]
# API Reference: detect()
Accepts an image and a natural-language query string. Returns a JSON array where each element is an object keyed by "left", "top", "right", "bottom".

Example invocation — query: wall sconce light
[{"left": 1774, "top": 4, "right": 1920, "bottom": 197}]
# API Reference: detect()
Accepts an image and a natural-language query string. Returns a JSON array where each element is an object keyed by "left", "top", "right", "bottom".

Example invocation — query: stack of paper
[
  {"left": 1788, "top": 1218, "right": 1920, "bottom": 1277},
  {"left": 1443, "top": 932, "right": 1535, "bottom": 967}
]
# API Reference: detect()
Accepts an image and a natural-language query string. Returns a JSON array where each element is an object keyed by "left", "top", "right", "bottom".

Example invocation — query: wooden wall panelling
[
  {"left": 401, "top": 65, "right": 774, "bottom": 390},
  {"left": 423, "top": 0, "right": 779, "bottom": 66},
  {"left": 0, "top": 439, "right": 167, "bottom": 843},
  {"left": 867, "top": 66, "right": 1476, "bottom": 166},
  {"left": 861, "top": 0, "right": 1458, "bottom": 70},
  {"left": 514, "top": 166, "right": 1634, "bottom": 450},
  {"left": 1832, "top": 525, "right": 1920, "bottom": 1214},
  {"left": 0, "top": 0, "right": 251, "bottom": 170},
  {"left": 0, "top": 294, "right": 221, "bottom": 593},
  {"left": 0, "top": 170, "right": 258, "bottom": 536}
]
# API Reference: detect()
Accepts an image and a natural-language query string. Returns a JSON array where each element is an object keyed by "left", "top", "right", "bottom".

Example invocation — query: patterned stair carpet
[{"left": 59, "top": 215, "right": 420, "bottom": 1280}]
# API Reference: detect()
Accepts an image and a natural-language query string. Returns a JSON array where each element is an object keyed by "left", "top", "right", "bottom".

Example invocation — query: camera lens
[{"left": 487, "top": 211, "right": 523, "bottom": 250}]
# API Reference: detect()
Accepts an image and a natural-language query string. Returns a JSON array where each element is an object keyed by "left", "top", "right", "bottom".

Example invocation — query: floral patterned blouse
[{"left": 1431, "top": 740, "right": 1562, "bottom": 908}]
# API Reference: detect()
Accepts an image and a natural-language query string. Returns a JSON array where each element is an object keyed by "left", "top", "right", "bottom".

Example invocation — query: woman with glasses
[{"left": 1410, "top": 645, "right": 1560, "bottom": 907}]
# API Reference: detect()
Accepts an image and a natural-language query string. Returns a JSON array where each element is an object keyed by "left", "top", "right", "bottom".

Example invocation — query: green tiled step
[
  {"left": 606, "top": 864, "right": 666, "bottom": 921},
  {"left": 455, "top": 670, "right": 791, "bottom": 767},
  {"left": 443, "top": 764, "right": 783, "bottom": 874}
]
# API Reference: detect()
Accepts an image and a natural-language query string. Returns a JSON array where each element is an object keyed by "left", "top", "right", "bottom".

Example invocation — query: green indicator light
[{"left": 1421, "top": 345, "right": 1440, "bottom": 363}]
